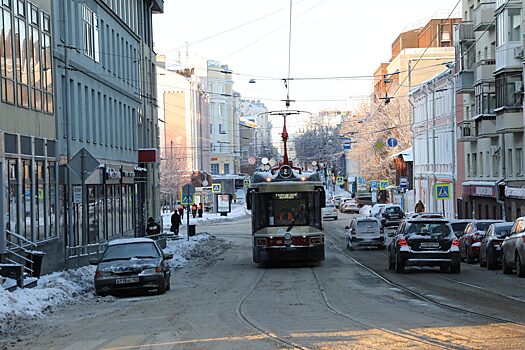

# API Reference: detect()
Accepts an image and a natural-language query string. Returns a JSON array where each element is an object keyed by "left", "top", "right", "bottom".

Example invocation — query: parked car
[
  {"left": 340, "top": 199, "right": 360, "bottom": 213},
  {"left": 460, "top": 220, "right": 504, "bottom": 263},
  {"left": 502, "top": 217, "right": 525, "bottom": 277},
  {"left": 480, "top": 222, "right": 514, "bottom": 270},
  {"left": 359, "top": 205, "right": 372, "bottom": 217},
  {"left": 369, "top": 204, "right": 387, "bottom": 218},
  {"left": 331, "top": 195, "right": 343, "bottom": 208},
  {"left": 406, "top": 212, "right": 444, "bottom": 219},
  {"left": 91, "top": 238, "right": 173, "bottom": 296},
  {"left": 346, "top": 217, "right": 384, "bottom": 249},
  {"left": 355, "top": 193, "right": 373, "bottom": 207},
  {"left": 322, "top": 203, "right": 338, "bottom": 220},
  {"left": 447, "top": 219, "right": 472, "bottom": 238},
  {"left": 378, "top": 204, "right": 405, "bottom": 228},
  {"left": 387, "top": 218, "right": 460, "bottom": 273}
]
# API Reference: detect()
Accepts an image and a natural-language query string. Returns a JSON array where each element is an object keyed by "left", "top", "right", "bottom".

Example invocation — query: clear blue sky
[{"left": 153, "top": 0, "right": 461, "bottom": 114}]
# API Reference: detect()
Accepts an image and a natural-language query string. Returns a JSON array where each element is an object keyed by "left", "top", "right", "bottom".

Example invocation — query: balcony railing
[
  {"left": 496, "top": 42, "right": 523, "bottom": 72},
  {"left": 454, "top": 22, "right": 474, "bottom": 43},
  {"left": 475, "top": 58, "right": 496, "bottom": 83},
  {"left": 475, "top": 115, "right": 497, "bottom": 137},
  {"left": 457, "top": 120, "right": 477, "bottom": 141},
  {"left": 474, "top": 1, "right": 496, "bottom": 32},
  {"left": 496, "top": 108, "right": 524, "bottom": 133},
  {"left": 455, "top": 71, "right": 475, "bottom": 93}
]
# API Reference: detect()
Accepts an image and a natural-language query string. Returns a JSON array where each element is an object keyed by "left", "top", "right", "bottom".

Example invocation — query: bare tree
[
  {"left": 293, "top": 121, "right": 343, "bottom": 168},
  {"left": 159, "top": 146, "right": 190, "bottom": 210}
]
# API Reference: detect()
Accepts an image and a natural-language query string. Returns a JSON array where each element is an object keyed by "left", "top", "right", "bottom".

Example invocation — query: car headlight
[{"left": 95, "top": 270, "right": 113, "bottom": 278}]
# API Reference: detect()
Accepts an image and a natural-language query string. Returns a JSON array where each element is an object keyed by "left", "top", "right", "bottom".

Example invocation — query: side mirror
[
  {"left": 163, "top": 253, "right": 174, "bottom": 260},
  {"left": 89, "top": 258, "right": 99, "bottom": 266},
  {"left": 345, "top": 226, "right": 350, "bottom": 230}
]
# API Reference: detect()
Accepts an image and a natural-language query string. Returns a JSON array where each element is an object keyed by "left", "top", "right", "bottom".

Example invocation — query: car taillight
[
  {"left": 95, "top": 270, "right": 101, "bottom": 277},
  {"left": 398, "top": 239, "right": 408, "bottom": 246},
  {"left": 522, "top": 236, "right": 525, "bottom": 243},
  {"left": 452, "top": 239, "right": 460, "bottom": 246},
  {"left": 155, "top": 266, "right": 162, "bottom": 273}
]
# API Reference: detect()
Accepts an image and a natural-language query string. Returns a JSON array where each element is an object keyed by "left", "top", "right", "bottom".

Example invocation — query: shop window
[
  {"left": 35, "top": 160, "right": 45, "bottom": 241},
  {"left": 7, "top": 159, "right": 18, "bottom": 234},
  {"left": 22, "top": 160, "right": 32, "bottom": 240},
  {"left": 47, "top": 162, "right": 56, "bottom": 238}
]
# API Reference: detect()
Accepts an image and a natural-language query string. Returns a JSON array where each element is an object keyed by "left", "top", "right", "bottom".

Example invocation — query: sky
[{"left": 152, "top": 0, "right": 461, "bottom": 135}]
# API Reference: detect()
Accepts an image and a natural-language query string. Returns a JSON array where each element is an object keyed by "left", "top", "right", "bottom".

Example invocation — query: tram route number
[{"left": 274, "top": 193, "right": 298, "bottom": 200}]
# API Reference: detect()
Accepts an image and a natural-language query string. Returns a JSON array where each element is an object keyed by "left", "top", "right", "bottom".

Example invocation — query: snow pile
[
  {"left": 162, "top": 203, "right": 250, "bottom": 229},
  {"left": 163, "top": 234, "right": 210, "bottom": 269}
]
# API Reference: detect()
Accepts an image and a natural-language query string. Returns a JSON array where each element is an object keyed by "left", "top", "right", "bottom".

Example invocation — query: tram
[{"left": 246, "top": 111, "right": 326, "bottom": 264}]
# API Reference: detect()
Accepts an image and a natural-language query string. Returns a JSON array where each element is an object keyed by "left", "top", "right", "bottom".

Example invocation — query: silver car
[
  {"left": 502, "top": 217, "right": 525, "bottom": 277},
  {"left": 346, "top": 217, "right": 384, "bottom": 249}
]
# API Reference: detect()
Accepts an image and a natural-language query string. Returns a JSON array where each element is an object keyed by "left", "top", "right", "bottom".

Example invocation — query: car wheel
[
  {"left": 157, "top": 277, "right": 167, "bottom": 295},
  {"left": 516, "top": 254, "right": 525, "bottom": 278},
  {"left": 165, "top": 274, "right": 171, "bottom": 291},
  {"left": 450, "top": 262, "right": 460, "bottom": 274},
  {"left": 440, "top": 265, "right": 449, "bottom": 273},
  {"left": 394, "top": 252, "right": 404, "bottom": 273},
  {"left": 466, "top": 246, "right": 474, "bottom": 264},
  {"left": 502, "top": 254, "right": 513, "bottom": 274},
  {"left": 480, "top": 249, "right": 487, "bottom": 267},
  {"left": 96, "top": 290, "right": 108, "bottom": 297},
  {"left": 388, "top": 250, "right": 394, "bottom": 271},
  {"left": 487, "top": 247, "right": 496, "bottom": 270}
]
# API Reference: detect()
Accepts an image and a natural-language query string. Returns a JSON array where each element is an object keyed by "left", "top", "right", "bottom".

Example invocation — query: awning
[{"left": 391, "top": 147, "right": 413, "bottom": 162}]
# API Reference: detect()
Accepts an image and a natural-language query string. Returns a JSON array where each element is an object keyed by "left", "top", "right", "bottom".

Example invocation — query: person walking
[
  {"left": 198, "top": 203, "right": 203, "bottom": 218},
  {"left": 178, "top": 204, "right": 184, "bottom": 220},
  {"left": 146, "top": 217, "right": 161, "bottom": 237},
  {"left": 415, "top": 200, "right": 425, "bottom": 213},
  {"left": 170, "top": 211, "right": 181, "bottom": 235},
  {"left": 191, "top": 203, "right": 198, "bottom": 218}
]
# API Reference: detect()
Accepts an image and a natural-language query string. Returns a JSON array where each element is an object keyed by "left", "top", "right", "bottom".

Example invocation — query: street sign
[
  {"left": 373, "top": 139, "right": 386, "bottom": 153},
  {"left": 357, "top": 177, "right": 365, "bottom": 185},
  {"left": 379, "top": 179, "right": 389, "bottom": 190},
  {"left": 182, "top": 183, "right": 196, "bottom": 195},
  {"left": 244, "top": 177, "right": 251, "bottom": 187},
  {"left": 180, "top": 193, "right": 194, "bottom": 205},
  {"left": 343, "top": 137, "right": 352, "bottom": 150},
  {"left": 370, "top": 180, "right": 379, "bottom": 190},
  {"left": 435, "top": 183, "right": 451, "bottom": 200},
  {"left": 67, "top": 148, "right": 100, "bottom": 179},
  {"left": 336, "top": 176, "right": 344, "bottom": 185},
  {"left": 387, "top": 137, "right": 398, "bottom": 148},
  {"left": 202, "top": 180, "right": 209, "bottom": 187},
  {"left": 73, "top": 186, "right": 82, "bottom": 204},
  {"left": 400, "top": 176, "right": 408, "bottom": 189},
  {"left": 212, "top": 183, "right": 222, "bottom": 193}
]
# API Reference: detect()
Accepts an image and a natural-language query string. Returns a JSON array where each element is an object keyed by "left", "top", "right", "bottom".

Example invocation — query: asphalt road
[{"left": 5, "top": 214, "right": 525, "bottom": 350}]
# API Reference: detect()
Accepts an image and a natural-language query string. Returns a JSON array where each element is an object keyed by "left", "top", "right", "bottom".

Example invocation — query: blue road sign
[
  {"left": 358, "top": 177, "right": 365, "bottom": 185},
  {"left": 181, "top": 193, "right": 194, "bottom": 205},
  {"left": 387, "top": 137, "right": 398, "bottom": 148},
  {"left": 370, "top": 180, "right": 379, "bottom": 190},
  {"left": 434, "top": 184, "right": 451, "bottom": 200},
  {"left": 400, "top": 176, "right": 408, "bottom": 189},
  {"left": 379, "top": 180, "right": 389, "bottom": 190}
]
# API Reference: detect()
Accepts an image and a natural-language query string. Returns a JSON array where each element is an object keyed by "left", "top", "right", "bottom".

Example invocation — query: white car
[
  {"left": 359, "top": 205, "right": 372, "bottom": 217},
  {"left": 370, "top": 203, "right": 387, "bottom": 218},
  {"left": 346, "top": 217, "right": 384, "bottom": 249},
  {"left": 340, "top": 199, "right": 360, "bottom": 213},
  {"left": 322, "top": 203, "right": 339, "bottom": 220}
]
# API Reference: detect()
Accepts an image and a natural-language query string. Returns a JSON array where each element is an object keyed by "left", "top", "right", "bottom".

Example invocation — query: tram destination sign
[{"left": 274, "top": 193, "right": 299, "bottom": 200}]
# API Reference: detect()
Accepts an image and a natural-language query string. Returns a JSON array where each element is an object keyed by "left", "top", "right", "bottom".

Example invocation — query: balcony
[
  {"left": 455, "top": 70, "right": 475, "bottom": 93},
  {"left": 474, "top": 1, "right": 496, "bottom": 32},
  {"left": 475, "top": 58, "right": 495, "bottom": 83},
  {"left": 495, "top": 42, "right": 523, "bottom": 72},
  {"left": 496, "top": 108, "right": 524, "bottom": 133},
  {"left": 457, "top": 120, "right": 477, "bottom": 142},
  {"left": 454, "top": 22, "right": 474, "bottom": 43},
  {"left": 475, "top": 114, "right": 497, "bottom": 137}
]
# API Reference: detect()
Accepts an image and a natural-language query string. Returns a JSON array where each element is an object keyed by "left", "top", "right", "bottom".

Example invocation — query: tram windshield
[{"left": 252, "top": 191, "right": 322, "bottom": 231}]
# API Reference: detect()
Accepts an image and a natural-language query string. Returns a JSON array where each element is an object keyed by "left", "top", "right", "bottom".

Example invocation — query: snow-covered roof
[{"left": 108, "top": 237, "right": 155, "bottom": 246}]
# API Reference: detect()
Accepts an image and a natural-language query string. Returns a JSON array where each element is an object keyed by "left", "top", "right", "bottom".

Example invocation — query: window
[
  {"left": 508, "top": 149, "right": 514, "bottom": 175},
  {"left": 210, "top": 123, "right": 213, "bottom": 134},
  {"left": 219, "top": 123, "right": 226, "bottom": 134},
  {"left": 211, "top": 164, "right": 219, "bottom": 175},
  {"left": 82, "top": 4, "right": 99, "bottom": 62},
  {"left": 493, "top": 152, "right": 499, "bottom": 176},
  {"left": 508, "top": 8, "right": 521, "bottom": 42},
  {"left": 472, "top": 153, "right": 477, "bottom": 176},
  {"left": 495, "top": 73, "right": 522, "bottom": 109},
  {"left": 479, "top": 152, "right": 483, "bottom": 177},
  {"left": 218, "top": 103, "right": 223, "bottom": 116},
  {"left": 467, "top": 154, "right": 471, "bottom": 177},
  {"left": 223, "top": 164, "right": 230, "bottom": 174},
  {"left": 474, "top": 83, "right": 496, "bottom": 116},
  {"left": 517, "top": 148, "right": 523, "bottom": 175}
]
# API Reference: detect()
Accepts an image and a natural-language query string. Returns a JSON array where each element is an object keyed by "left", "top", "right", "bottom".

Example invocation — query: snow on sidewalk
[
  {"left": 161, "top": 203, "right": 250, "bottom": 230},
  {"left": 0, "top": 231, "right": 218, "bottom": 332}
]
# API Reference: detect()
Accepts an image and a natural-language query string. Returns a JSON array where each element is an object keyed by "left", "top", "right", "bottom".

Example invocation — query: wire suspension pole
[{"left": 286, "top": 0, "right": 293, "bottom": 108}]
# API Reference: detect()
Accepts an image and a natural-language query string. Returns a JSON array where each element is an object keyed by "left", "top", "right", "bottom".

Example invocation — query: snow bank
[{"left": 162, "top": 203, "right": 250, "bottom": 229}]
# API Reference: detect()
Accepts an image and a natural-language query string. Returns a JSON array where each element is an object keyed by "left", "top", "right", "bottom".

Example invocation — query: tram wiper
[{"left": 286, "top": 219, "right": 295, "bottom": 232}]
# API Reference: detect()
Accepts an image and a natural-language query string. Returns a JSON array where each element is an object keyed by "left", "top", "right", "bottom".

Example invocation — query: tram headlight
[
  {"left": 300, "top": 176, "right": 306, "bottom": 181},
  {"left": 266, "top": 177, "right": 272, "bottom": 182},
  {"left": 284, "top": 233, "right": 292, "bottom": 240}
]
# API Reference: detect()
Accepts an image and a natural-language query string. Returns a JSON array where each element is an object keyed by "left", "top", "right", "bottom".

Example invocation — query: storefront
[
  {"left": 462, "top": 182, "right": 499, "bottom": 219},
  {"left": 504, "top": 186, "right": 525, "bottom": 221}
]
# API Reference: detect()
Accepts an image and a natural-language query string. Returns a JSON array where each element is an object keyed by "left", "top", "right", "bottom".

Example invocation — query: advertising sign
[{"left": 217, "top": 194, "right": 231, "bottom": 213}]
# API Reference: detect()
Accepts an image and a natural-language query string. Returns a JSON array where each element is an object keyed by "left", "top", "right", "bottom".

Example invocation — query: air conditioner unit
[
  {"left": 489, "top": 145, "right": 500, "bottom": 156},
  {"left": 514, "top": 46, "right": 524, "bottom": 59}
]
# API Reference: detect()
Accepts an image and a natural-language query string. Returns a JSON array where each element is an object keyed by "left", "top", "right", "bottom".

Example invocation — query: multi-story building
[
  {"left": 237, "top": 98, "right": 270, "bottom": 163},
  {"left": 456, "top": 0, "right": 524, "bottom": 220},
  {"left": 0, "top": 0, "right": 59, "bottom": 270},
  {"left": 157, "top": 55, "right": 210, "bottom": 200},
  {"left": 410, "top": 69, "right": 456, "bottom": 217},
  {"left": 208, "top": 60, "right": 239, "bottom": 175},
  {"left": 49, "top": 0, "right": 162, "bottom": 271}
]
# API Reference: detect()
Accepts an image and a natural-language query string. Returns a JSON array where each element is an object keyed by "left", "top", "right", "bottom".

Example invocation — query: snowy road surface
[{"left": 3, "top": 213, "right": 525, "bottom": 349}]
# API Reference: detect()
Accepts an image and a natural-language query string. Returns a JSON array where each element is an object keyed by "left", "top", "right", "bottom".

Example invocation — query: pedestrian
[
  {"left": 146, "top": 217, "right": 161, "bottom": 237},
  {"left": 178, "top": 204, "right": 184, "bottom": 220},
  {"left": 415, "top": 200, "right": 425, "bottom": 213},
  {"left": 170, "top": 211, "right": 181, "bottom": 235},
  {"left": 198, "top": 203, "right": 203, "bottom": 218},
  {"left": 233, "top": 193, "right": 237, "bottom": 204},
  {"left": 191, "top": 203, "right": 198, "bottom": 218}
]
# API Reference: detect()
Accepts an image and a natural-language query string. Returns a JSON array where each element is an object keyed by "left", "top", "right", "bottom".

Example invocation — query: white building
[{"left": 410, "top": 69, "right": 456, "bottom": 217}]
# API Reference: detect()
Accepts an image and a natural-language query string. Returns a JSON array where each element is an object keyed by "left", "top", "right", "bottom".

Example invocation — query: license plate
[
  {"left": 420, "top": 242, "right": 440, "bottom": 248},
  {"left": 116, "top": 277, "right": 139, "bottom": 284}
]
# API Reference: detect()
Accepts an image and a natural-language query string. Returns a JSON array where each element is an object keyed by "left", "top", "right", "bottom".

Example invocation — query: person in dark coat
[
  {"left": 170, "top": 211, "right": 181, "bottom": 235},
  {"left": 146, "top": 217, "right": 161, "bottom": 236},
  {"left": 415, "top": 200, "right": 425, "bottom": 213},
  {"left": 198, "top": 203, "right": 203, "bottom": 218},
  {"left": 178, "top": 204, "right": 184, "bottom": 220},
  {"left": 191, "top": 203, "right": 198, "bottom": 218}
]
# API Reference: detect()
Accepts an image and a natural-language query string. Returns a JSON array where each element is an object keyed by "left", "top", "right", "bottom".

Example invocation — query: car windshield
[
  {"left": 385, "top": 207, "right": 401, "bottom": 214},
  {"left": 475, "top": 222, "right": 493, "bottom": 231},
  {"left": 451, "top": 222, "right": 468, "bottom": 236},
  {"left": 101, "top": 242, "right": 160, "bottom": 262},
  {"left": 405, "top": 222, "right": 451, "bottom": 237}
]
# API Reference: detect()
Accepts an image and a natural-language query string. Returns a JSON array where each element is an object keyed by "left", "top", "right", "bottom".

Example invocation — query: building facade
[
  {"left": 0, "top": 0, "right": 60, "bottom": 268},
  {"left": 410, "top": 69, "right": 456, "bottom": 217}
]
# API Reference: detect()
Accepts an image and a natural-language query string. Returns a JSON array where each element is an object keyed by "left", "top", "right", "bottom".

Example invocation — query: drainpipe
[{"left": 495, "top": 134, "right": 506, "bottom": 221}]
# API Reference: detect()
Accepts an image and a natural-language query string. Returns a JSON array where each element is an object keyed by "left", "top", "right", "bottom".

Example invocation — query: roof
[
  {"left": 108, "top": 238, "right": 155, "bottom": 246},
  {"left": 391, "top": 147, "right": 413, "bottom": 162}
]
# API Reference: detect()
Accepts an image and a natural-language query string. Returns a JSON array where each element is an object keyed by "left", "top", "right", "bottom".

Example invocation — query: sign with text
[{"left": 73, "top": 186, "right": 82, "bottom": 204}]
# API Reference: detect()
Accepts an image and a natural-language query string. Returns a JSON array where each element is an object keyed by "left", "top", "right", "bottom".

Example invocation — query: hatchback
[
  {"left": 346, "top": 217, "right": 384, "bottom": 249},
  {"left": 480, "top": 222, "right": 513, "bottom": 270},
  {"left": 91, "top": 238, "right": 173, "bottom": 296},
  {"left": 322, "top": 203, "right": 338, "bottom": 220},
  {"left": 502, "top": 217, "right": 525, "bottom": 277}
]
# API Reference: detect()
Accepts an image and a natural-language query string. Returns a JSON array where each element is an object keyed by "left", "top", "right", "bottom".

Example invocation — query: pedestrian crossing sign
[
  {"left": 336, "top": 176, "right": 344, "bottom": 185},
  {"left": 180, "top": 193, "right": 194, "bottom": 205},
  {"left": 434, "top": 183, "right": 451, "bottom": 200},
  {"left": 379, "top": 180, "right": 389, "bottom": 190},
  {"left": 212, "top": 183, "right": 221, "bottom": 193}
]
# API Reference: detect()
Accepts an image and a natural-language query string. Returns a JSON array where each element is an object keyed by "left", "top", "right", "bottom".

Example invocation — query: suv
[
  {"left": 387, "top": 218, "right": 460, "bottom": 273},
  {"left": 502, "top": 217, "right": 525, "bottom": 277},
  {"left": 346, "top": 216, "right": 384, "bottom": 249},
  {"left": 378, "top": 204, "right": 405, "bottom": 228}
]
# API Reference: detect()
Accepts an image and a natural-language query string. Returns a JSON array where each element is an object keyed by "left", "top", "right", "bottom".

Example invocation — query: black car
[
  {"left": 91, "top": 238, "right": 173, "bottom": 296},
  {"left": 387, "top": 218, "right": 460, "bottom": 273},
  {"left": 378, "top": 204, "right": 405, "bottom": 228},
  {"left": 479, "top": 222, "right": 514, "bottom": 270},
  {"left": 447, "top": 219, "right": 471, "bottom": 238}
]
